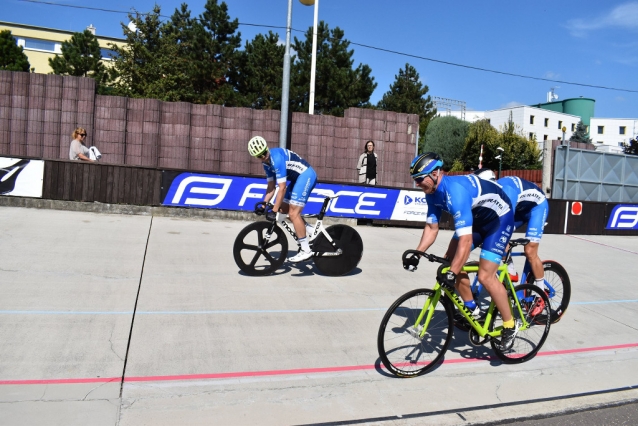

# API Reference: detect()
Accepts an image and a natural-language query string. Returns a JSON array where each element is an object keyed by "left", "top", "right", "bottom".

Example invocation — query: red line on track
[{"left": 2, "top": 343, "right": 637, "bottom": 386}]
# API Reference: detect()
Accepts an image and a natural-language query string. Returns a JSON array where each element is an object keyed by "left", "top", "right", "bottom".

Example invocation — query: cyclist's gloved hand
[
  {"left": 403, "top": 254, "right": 420, "bottom": 272},
  {"left": 265, "top": 209, "right": 278, "bottom": 222},
  {"left": 254, "top": 202, "right": 266, "bottom": 215},
  {"left": 438, "top": 270, "right": 457, "bottom": 289}
]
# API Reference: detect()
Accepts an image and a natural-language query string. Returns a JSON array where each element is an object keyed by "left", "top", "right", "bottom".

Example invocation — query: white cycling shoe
[{"left": 288, "top": 249, "right": 313, "bottom": 263}]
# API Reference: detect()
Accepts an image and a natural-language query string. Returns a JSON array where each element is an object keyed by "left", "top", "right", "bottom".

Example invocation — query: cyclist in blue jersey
[
  {"left": 475, "top": 169, "right": 549, "bottom": 295},
  {"left": 403, "top": 153, "right": 518, "bottom": 350},
  {"left": 248, "top": 136, "right": 317, "bottom": 263}
]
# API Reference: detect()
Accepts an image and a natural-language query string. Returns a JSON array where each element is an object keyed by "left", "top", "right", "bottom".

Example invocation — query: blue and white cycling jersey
[
  {"left": 426, "top": 174, "right": 514, "bottom": 263},
  {"left": 264, "top": 147, "right": 317, "bottom": 207},
  {"left": 264, "top": 148, "right": 312, "bottom": 185},
  {"left": 497, "top": 176, "right": 548, "bottom": 243}
]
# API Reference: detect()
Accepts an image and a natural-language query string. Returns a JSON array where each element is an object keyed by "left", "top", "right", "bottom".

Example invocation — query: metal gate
[{"left": 552, "top": 146, "right": 638, "bottom": 202}]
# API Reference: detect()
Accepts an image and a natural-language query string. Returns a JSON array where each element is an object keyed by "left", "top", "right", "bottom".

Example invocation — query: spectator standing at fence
[
  {"left": 69, "top": 127, "right": 94, "bottom": 162},
  {"left": 357, "top": 140, "right": 378, "bottom": 185}
]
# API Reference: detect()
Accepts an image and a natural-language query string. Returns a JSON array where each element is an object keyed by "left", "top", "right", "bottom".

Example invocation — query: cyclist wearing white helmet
[
  {"left": 473, "top": 169, "right": 549, "bottom": 292},
  {"left": 405, "top": 153, "right": 519, "bottom": 350},
  {"left": 248, "top": 136, "right": 318, "bottom": 263}
]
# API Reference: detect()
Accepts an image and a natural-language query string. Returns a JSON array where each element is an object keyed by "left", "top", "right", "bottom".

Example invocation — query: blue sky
[{"left": 4, "top": 0, "right": 638, "bottom": 118}]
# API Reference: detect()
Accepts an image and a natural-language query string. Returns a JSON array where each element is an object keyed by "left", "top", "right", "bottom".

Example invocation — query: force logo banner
[
  {"left": 0, "top": 157, "right": 44, "bottom": 198},
  {"left": 606, "top": 205, "right": 638, "bottom": 230},
  {"left": 161, "top": 172, "right": 428, "bottom": 221}
]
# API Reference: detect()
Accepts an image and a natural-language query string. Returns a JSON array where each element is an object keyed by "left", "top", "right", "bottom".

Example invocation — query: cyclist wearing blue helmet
[{"left": 405, "top": 152, "right": 518, "bottom": 350}]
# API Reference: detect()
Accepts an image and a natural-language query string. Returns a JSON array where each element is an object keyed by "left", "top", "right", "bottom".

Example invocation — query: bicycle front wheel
[
  {"left": 377, "top": 289, "right": 454, "bottom": 377},
  {"left": 491, "top": 284, "right": 551, "bottom": 364},
  {"left": 526, "top": 261, "right": 571, "bottom": 324},
  {"left": 233, "top": 221, "right": 288, "bottom": 276}
]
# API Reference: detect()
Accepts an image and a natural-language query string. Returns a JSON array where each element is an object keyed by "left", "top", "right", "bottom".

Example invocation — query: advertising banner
[
  {"left": 605, "top": 204, "right": 638, "bottom": 230},
  {"left": 161, "top": 171, "right": 428, "bottom": 221},
  {"left": 0, "top": 157, "right": 44, "bottom": 198}
]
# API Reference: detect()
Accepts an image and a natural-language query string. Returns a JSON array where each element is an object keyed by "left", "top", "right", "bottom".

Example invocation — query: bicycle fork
[{"left": 408, "top": 290, "right": 442, "bottom": 340}]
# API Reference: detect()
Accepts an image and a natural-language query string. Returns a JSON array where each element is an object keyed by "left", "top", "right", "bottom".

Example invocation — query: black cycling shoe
[{"left": 498, "top": 322, "right": 520, "bottom": 351}]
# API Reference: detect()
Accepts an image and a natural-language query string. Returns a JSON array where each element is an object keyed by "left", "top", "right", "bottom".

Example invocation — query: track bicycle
[
  {"left": 377, "top": 250, "right": 551, "bottom": 378},
  {"left": 233, "top": 196, "right": 363, "bottom": 277},
  {"left": 463, "top": 238, "right": 570, "bottom": 324}
]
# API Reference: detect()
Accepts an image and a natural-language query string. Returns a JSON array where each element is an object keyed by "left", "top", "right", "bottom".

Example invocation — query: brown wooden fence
[
  {"left": 43, "top": 159, "right": 162, "bottom": 205},
  {"left": 0, "top": 70, "right": 420, "bottom": 188}
]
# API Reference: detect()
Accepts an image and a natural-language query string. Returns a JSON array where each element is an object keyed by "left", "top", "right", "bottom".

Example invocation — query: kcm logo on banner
[
  {"left": 606, "top": 205, "right": 638, "bottom": 230},
  {"left": 161, "top": 172, "right": 428, "bottom": 221}
]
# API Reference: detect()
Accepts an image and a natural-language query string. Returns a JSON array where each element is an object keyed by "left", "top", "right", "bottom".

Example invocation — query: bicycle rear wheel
[
  {"left": 526, "top": 261, "right": 571, "bottom": 324},
  {"left": 233, "top": 221, "right": 288, "bottom": 276},
  {"left": 377, "top": 289, "right": 454, "bottom": 377},
  {"left": 491, "top": 284, "right": 551, "bottom": 364},
  {"left": 312, "top": 225, "right": 363, "bottom": 276}
]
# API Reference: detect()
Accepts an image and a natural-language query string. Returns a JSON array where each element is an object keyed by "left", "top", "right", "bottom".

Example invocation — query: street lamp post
[
  {"left": 279, "top": 0, "right": 294, "bottom": 149},
  {"left": 300, "top": 0, "right": 319, "bottom": 114},
  {"left": 495, "top": 146, "right": 504, "bottom": 179}
]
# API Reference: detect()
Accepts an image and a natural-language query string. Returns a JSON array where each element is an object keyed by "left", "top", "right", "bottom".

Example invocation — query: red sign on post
[{"left": 571, "top": 201, "right": 583, "bottom": 216}]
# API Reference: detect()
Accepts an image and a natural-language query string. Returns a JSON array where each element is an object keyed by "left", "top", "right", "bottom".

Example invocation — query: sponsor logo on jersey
[
  {"left": 606, "top": 205, "right": 638, "bottom": 230},
  {"left": 499, "top": 236, "right": 507, "bottom": 243}
]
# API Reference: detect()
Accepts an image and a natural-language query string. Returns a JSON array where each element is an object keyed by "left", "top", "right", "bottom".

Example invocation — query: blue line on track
[{"left": 1, "top": 300, "right": 637, "bottom": 315}]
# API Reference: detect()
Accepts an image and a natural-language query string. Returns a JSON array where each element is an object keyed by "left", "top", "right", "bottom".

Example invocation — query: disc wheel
[
  {"left": 312, "top": 225, "right": 363, "bottom": 276},
  {"left": 490, "top": 284, "right": 551, "bottom": 364},
  {"left": 377, "top": 289, "right": 454, "bottom": 377},
  {"left": 233, "top": 221, "right": 288, "bottom": 276},
  {"left": 526, "top": 261, "right": 571, "bottom": 324}
]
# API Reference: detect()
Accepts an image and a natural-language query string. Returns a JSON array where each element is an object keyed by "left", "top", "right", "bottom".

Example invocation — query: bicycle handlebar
[{"left": 402, "top": 249, "right": 450, "bottom": 265}]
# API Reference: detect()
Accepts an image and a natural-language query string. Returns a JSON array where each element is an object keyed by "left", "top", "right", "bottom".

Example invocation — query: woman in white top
[
  {"left": 356, "top": 140, "right": 378, "bottom": 185},
  {"left": 69, "top": 127, "right": 94, "bottom": 162}
]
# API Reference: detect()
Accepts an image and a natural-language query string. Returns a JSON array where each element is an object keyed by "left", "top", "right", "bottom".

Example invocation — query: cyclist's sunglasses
[
  {"left": 413, "top": 174, "right": 430, "bottom": 184},
  {"left": 257, "top": 151, "right": 268, "bottom": 159}
]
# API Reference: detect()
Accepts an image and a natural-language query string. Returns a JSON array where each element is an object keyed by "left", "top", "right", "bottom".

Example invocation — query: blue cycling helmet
[{"left": 410, "top": 152, "right": 443, "bottom": 178}]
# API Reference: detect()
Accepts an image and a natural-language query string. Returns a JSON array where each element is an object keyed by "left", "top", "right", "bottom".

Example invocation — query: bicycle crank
[{"left": 468, "top": 328, "right": 489, "bottom": 346}]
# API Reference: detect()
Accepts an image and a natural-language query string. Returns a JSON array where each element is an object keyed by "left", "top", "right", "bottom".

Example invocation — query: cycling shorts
[
  {"left": 284, "top": 167, "right": 317, "bottom": 207},
  {"left": 453, "top": 209, "right": 514, "bottom": 264},
  {"left": 514, "top": 199, "right": 548, "bottom": 243}
]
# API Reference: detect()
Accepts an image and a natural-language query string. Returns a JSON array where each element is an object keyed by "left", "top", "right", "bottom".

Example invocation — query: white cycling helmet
[
  {"left": 248, "top": 136, "right": 269, "bottom": 157},
  {"left": 474, "top": 168, "right": 496, "bottom": 181}
]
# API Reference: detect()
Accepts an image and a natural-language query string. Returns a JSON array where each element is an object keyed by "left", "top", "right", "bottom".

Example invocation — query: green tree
[
  {"left": 422, "top": 115, "right": 468, "bottom": 169},
  {"left": 498, "top": 113, "right": 542, "bottom": 170},
  {"left": 0, "top": 30, "right": 30, "bottom": 72},
  {"left": 238, "top": 31, "right": 284, "bottom": 109},
  {"left": 291, "top": 21, "right": 376, "bottom": 116},
  {"left": 569, "top": 120, "right": 592, "bottom": 144},
  {"left": 377, "top": 63, "right": 436, "bottom": 152},
  {"left": 49, "top": 29, "right": 109, "bottom": 90},
  {"left": 110, "top": 1, "right": 243, "bottom": 104},
  {"left": 188, "top": 0, "right": 243, "bottom": 105},
  {"left": 459, "top": 119, "right": 501, "bottom": 170},
  {"left": 458, "top": 115, "right": 541, "bottom": 171},
  {"left": 110, "top": 6, "right": 191, "bottom": 101},
  {"left": 623, "top": 138, "right": 638, "bottom": 155}
]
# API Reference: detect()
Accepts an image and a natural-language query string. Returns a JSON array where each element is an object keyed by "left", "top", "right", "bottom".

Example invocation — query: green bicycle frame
[{"left": 414, "top": 263, "right": 531, "bottom": 339}]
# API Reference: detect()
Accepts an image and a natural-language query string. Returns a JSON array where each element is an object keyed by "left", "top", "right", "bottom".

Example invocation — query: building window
[
  {"left": 23, "top": 38, "right": 57, "bottom": 52},
  {"left": 618, "top": 142, "right": 624, "bottom": 147},
  {"left": 598, "top": 126, "right": 604, "bottom": 134},
  {"left": 543, "top": 135, "right": 548, "bottom": 140},
  {"left": 530, "top": 115, "right": 535, "bottom": 124},
  {"left": 558, "top": 120, "right": 563, "bottom": 130},
  {"left": 529, "top": 132, "right": 534, "bottom": 140},
  {"left": 100, "top": 48, "right": 119, "bottom": 60},
  {"left": 487, "top": 119, "right": 491, "bottom": 124},
  {"left": 544, "top": 118, "right": 549, "bottom": 127},
  {"left": 620, "top": 126, "right": 626, "bottom": 135},
  {"left": 571, "top": 123, "right": 576, "bottom": 131}
]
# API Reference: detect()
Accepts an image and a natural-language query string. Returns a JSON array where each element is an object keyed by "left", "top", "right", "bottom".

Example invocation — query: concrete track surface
[{"left": 1, "top": 206, "right": 637, "bottom": 425}]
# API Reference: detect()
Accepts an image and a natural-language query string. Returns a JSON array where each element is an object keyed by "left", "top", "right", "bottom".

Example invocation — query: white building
[
  {"left": 446, "top": 106, "right": 580, "bottom": 148},
  {"left": 589, "top": 118, "right": 638, "bottom": 153}
]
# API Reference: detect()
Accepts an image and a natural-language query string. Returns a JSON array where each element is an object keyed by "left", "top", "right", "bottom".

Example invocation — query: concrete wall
[{"left": 0, "top": 71, "right": 420, "bottom": 188}]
